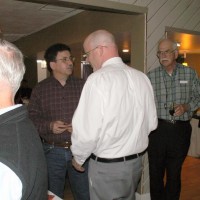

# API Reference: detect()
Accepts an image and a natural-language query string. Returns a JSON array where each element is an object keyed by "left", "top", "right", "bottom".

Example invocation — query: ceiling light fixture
[{"left": 122, "top": 49, "right": 129, "bottom": 53}]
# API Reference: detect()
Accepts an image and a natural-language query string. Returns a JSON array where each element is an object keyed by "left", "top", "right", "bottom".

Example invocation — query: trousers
[
  {"left": 88, "top": 156, "right": 142, "bottom": 200},
  {"left": 148, "top": 120, "right": 191, "bottom": 200},
  {"left": 43, "top": 143, "right": 89, "bottom": 199}
]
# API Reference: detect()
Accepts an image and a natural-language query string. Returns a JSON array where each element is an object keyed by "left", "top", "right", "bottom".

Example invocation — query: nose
[{"left": 85, "top": 57, "right": 89, "bottom": 62}]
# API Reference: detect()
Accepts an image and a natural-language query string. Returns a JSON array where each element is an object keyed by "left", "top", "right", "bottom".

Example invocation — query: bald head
[
  {"left": 83, "top": 30, "right": 119, "bottom": 71},
  {"left": 84, "top": 30, "right": 116, "bottom": 48}
]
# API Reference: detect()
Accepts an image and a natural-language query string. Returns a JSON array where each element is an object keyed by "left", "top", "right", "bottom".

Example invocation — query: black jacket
[{"left": 0, "top": 106, "right": 48, "bottom": 200}]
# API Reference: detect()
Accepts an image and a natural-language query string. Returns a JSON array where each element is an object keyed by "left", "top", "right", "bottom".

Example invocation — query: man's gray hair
[{"left": 0, "top": 40, "right": 25, "bottom": 95}]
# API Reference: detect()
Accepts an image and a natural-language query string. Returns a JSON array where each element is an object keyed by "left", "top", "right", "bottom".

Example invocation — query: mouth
[
  {"left": 161, "top": 59, "right": 169, "bottom": 62},
  {"left": 66, "top": 67, "right": 73, "bottom": 70},
  {"left": 160, "top": 59, "right": 170, "bottom": 64}
]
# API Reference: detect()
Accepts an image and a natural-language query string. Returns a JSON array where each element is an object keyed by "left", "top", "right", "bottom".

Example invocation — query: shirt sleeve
[
  {"left": 71, "top": 79, "right": 103, "bottom": 165},
  {"left": 0, "top": 162, "right": 22, "bottom": 200},
  {"left": 28, "top": 86, "right": 51, "bottom": 135}
]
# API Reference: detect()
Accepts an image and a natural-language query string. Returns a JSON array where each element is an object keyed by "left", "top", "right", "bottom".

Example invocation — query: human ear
[
  {"left": 50, "top": 61, "right": 56, "bottom": 71},
  {"left": 174, "top": 50, "right": 179, "bottom": 59}
]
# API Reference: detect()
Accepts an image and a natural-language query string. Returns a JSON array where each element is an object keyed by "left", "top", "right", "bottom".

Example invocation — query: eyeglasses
[
  {"left": 157, "top": 49, "right": 176, "bottom": 57},
  {"left": 82, "top": 45, "right": 107, "bottom": 59},
  {"left": 55, "top": 56, "right": 75, "bottom": 63},
  {"left": 82, "top": 46, "right": 99, "bottom": 59}
]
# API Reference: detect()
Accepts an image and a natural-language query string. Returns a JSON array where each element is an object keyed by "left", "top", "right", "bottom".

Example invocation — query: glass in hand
[
  {"left": 169, "top": 105, "right": 175, "bottom": 116},
  {"left": 169, "top": 103, "right": 175, "bottom": 123}
]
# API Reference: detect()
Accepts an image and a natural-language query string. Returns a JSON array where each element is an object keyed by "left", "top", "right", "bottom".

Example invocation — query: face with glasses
[
  {"left": 157, "top": 40, "right": 178, "bottom": 68},
  {"left": 51, "top": 50, "right": 74, "bottom": 77},
  {"left": 83, "top": 45, "right": 107, "bottom": 71}
]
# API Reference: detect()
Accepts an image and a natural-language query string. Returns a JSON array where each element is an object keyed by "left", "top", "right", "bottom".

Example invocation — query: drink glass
[{"left": 169, "top": 103, "right": 175, "bottom": 123}]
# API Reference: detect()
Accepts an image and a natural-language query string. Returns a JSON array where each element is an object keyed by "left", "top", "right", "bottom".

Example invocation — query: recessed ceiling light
[{"left": 122, "top": 49, "right": 129, "bottom": 53}]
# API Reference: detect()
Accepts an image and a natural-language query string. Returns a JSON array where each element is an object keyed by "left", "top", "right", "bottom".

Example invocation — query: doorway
[{"left": 166, "top": 27, "right": 200, "bottom": 77}]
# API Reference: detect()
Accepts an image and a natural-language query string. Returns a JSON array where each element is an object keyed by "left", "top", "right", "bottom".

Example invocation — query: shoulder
[
  {"left": 69, "top": 76, "right": 85, "bottom": 83},
  {"left": 38, "top": 77, "right": 53, "bottom": 85},
  {"left": 176, "top": 63, "right": 197, "bottom": 76},
  {"left": 127, "top": 67, "right": 154, "bottom": 88},
  {"left": 147, "top": 66, "right": 162, "bottom": 82},
  {"left": 68, "top": 76, "right": 85, "bottom": 88},
  {"left": 147, "top": 66, "right": 161, "bottom": 75},
  {"left": 32, "top": 77, "right": 53, "bottom": 90}
]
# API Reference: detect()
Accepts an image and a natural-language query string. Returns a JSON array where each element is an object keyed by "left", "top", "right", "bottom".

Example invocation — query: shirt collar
[
  {"left": 102, "top": 57, "right": 123, "bottom": 68},
  {"left": 161, "top": 63, "right": 179, "bottom": 77},
  {"left": 0, "top": 104, "right": 22, "bottom": 115}
]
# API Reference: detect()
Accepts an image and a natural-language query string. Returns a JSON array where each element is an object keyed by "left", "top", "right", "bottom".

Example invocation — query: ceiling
[
  {"left": 0, "top": 0, "right": 83, "bottom": 42},
  {"left": 0, "top": 0, "right": 200, "bottom": 55}
]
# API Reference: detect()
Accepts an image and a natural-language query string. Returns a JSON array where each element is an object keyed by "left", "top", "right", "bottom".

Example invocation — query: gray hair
[
  {"left": 157, "top": 38, "right": 178, "bottom": 51},
  {"left": 0, "top": 40, "right": 25, "bottom": 95}
]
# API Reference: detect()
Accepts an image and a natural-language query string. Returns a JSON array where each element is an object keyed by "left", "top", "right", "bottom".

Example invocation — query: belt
[
  {"left": 43, "top": 140, "right": 71, "bottom": 149},
  {"left": 91, "top": 150, "right": 146, "bottom": 163},
  {"left": 158, "top": 118, "right": 190, "bottom": 124}
]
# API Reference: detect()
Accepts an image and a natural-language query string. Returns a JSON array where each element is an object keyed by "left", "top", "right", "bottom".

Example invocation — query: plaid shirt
[
  {"left": 28, "top": 76, "right": 85, "bottom": 143},
  {"left": 147, "top": 63, "right": 200, "bottom": 121}
]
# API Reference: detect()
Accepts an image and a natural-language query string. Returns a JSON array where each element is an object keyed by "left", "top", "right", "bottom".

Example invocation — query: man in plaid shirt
[
  {"left": 147, "top": 38, "right": 200, "bottom": 200},
  {"left": 28, "top": 43, "right": 89, "bottom": 200}
]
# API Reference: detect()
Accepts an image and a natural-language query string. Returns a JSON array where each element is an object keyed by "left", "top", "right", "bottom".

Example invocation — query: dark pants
[
  {"left": 43, "top": 143, "right": 90, "bottom": 199},
  {"left": 148, "top": 120, "right": 191, "bottom": 200},
  {"left": 68, "top": 158, "right": 90, "bottom": 200}
]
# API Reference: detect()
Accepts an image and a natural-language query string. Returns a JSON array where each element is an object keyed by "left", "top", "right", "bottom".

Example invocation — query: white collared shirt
[{"left": 71, "top": 57, "right": 157, "bottom": 165}]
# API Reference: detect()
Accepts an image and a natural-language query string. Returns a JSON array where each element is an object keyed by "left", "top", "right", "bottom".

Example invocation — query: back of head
[
  {"left": 83, "top": 30, "right": 119, "bottom": 70},
  {"left": 44, "top": 43, "right": 71, "bottom": 73},
  {"left": 85, "top": 30, "right": 116, "bottom": 47},
  {"left": 0, "top": 40, "right": 25, "bottom": 95}
]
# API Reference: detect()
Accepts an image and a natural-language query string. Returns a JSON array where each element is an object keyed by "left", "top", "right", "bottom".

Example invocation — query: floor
[
  {"left": 64, "top": 156, "right": 200, "bottom": 200},
  {"left": 180, "top": 156, "right": 200, "bottom": 200}
]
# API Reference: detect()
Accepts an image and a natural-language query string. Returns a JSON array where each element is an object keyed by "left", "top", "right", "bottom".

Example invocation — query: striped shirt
[
  {"left": 147, "top": 63, "right": 200, "bottom": 121},
  {"left": 28, "top": 76, "right": 84, "bottom": 143}
]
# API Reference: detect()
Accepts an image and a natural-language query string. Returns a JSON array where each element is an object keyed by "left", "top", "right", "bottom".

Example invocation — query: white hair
[
  {"left": 158, "top": 38, "right": 178, "bottom": 51},
  {"left": 0, "top": 40, "right": 25, "bottom": 95}
]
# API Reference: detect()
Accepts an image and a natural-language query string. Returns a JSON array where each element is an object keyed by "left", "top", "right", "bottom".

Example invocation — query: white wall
[{"left": 108, "top": 0, "right": 200, "bottom": 71}]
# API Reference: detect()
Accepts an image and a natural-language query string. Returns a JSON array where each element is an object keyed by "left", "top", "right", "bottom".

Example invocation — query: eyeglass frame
[
  {"left": 82, "top": 45, "right": 107, "bottom": 59},
  {"left": 54, "top": 56, "right": 75, "bottom": 63},
  {"left": 157, "top": 49, "right": 177, "bottom": 57}
]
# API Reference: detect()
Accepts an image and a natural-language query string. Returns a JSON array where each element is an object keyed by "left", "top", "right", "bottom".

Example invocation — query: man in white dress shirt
[
  {"left": 0, "top": 39, "right": 47, "bottom": 199},
  {"left": 71, "top": 29, "right": 158, "bottom": 200}
]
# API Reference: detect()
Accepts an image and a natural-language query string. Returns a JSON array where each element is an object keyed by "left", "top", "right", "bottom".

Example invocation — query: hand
[
  {"left": 50, "top": 120, "right": 68, "bottom": 134},
  {"left": 66, "top": 123, "right": 72, "bottom": 133},
  {"left": 72, "top": 158, "right": 85, "bottom": 172},
  {"left": 174, "top": 104, "right": 189, "bottom": 117}
]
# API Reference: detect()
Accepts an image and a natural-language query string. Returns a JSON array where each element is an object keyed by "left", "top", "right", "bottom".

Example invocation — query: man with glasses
[
  {"left": 147, "top": 38, "right": 200, "bottom": 200},
  {"left": 28, "top": 43, "right": 89, "bottom": 200},
  {"left": 70, "top": 30, "right": 158, "bottom": 200}
]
